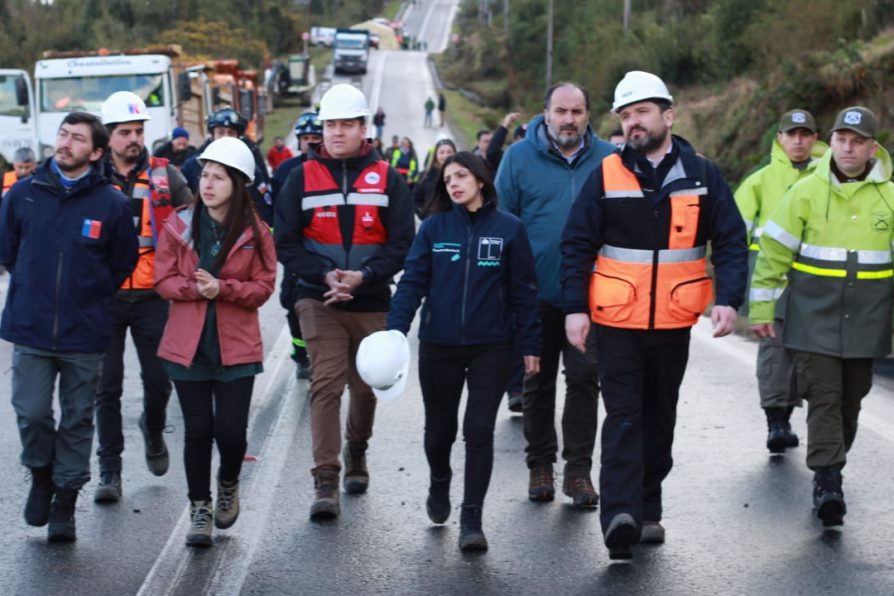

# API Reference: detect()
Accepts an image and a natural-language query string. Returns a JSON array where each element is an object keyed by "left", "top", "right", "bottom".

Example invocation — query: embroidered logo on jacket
[{"left": 477, "top": 237, "right": 503, "bottom": 266}]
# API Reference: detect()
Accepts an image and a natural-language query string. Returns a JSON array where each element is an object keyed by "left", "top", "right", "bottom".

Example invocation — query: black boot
[
  {"left": 459, "top": 504, "right": 488, "bottom": 551},
  {"left": 47, "top": 488, "right": 78, "bottom": 542},
  {"left": 813, "top": 467, "right": 846, "bottom": 527},
  {"left": 24, "top": 465, "right": 55, "bottom": 527},
  {"left": 765, "top": 407, "right": 788, "bottom": 453},
  {"left": 426, "top": 471, "right": 451, "bottom": 524}
]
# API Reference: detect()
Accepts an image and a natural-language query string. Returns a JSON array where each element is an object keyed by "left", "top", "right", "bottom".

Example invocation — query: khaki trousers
[{"left": 297, "top": 298, "right": 385, "bottom": 473}]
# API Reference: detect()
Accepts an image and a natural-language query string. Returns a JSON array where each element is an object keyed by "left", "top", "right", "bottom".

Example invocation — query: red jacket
[
  {"left": 267, "top": 145, "right": 294, "bottom": 172},
  {"left": 154, "top": 207, "right": 276, "bottom": 367}
]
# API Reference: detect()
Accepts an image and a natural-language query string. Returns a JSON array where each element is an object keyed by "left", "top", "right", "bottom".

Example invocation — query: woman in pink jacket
[{"left": 154, "top": 137, "right": 276, "bottom": 547}]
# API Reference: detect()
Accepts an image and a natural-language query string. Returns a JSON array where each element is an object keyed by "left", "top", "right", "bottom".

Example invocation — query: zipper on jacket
[
  {"left": 51, "top": 252, "right": 63, "bottom": 349},
  {"left": 461, "top": 219, "right": 474, "bottom": 344},
  {"left": 648, "top": 209, "right": 660, "bottom": 329}
]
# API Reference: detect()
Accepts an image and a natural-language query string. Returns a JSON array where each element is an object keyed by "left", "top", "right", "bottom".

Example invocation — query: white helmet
[
  {"left": 101, "top": 91, "right": 151, "bottom": 125},
  {"left": 318, "top": 83, "right": 370, "bottom": 121},
  {"left": 198, "top": 137, "right": 255, "bottom": 183},
  {"left": 611, "top": 71, "right": 674, "bottom": 114},
  {"left": 356, "top": 330, "right": 410, "bottom": 401}
]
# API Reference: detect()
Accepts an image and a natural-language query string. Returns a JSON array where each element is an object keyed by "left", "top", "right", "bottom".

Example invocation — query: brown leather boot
[
  {"left": 342, "top": 443, "right": 369, "bottom": 494},
  {"left": 310, "top": 469, "right": 340, "bottom": 520}
]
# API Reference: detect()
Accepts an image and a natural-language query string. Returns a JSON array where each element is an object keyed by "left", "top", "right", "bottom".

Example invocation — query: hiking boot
[
  {"left": 459, "top": 504, "right": 488, "bottom": 551},
  {"left": 24, "top": 465, "right": 54, "bottom": 527},
  {"left": 640, "top": 521, "right": 665, "bottom": 544},
  {"left": 215, "top": 478, "right": 240, "bottom": 529},
  {"left": 605, "top": 513, "right": 637, "bottom": 560},
  {"left": 766, "top": 420, "right": 789, "bottom": 454},
  {"left": 507, "top": 392, "right": 523, "bottom": 413},
  {"left": 342, "top": 443, "right": 369, "bottom": 494},
  {"left": 426, "top": 471, "right": 452, "bottom": 524},
  {"left": 783, "top": 421, "right": 799, "bottom": 448},
  {"left": 47, "top": 488, "right": 78, "bottom": 543},
  {"left": 296, "top": 355, "right": 311, "bottom": 381},
  {"left": 139, "top": 414, "right": 169, "bottom": 477},
  {"left": 813, "top": 467, "right": 846, "bottom": 527},
  {"left": 94, "top": 470, "right": 122, "bottom": 503},
  {"left": 186, "top": 499, "right": 214, "bottom": 547},
  {"left": 528, "top": 464, "right": 555, "bottom": 502},
  {"left": 310, "top": 469, "right": 340, "bottom": 520},
  {"left": 563, "top": 475, "right": 599, "bottom": 509}
]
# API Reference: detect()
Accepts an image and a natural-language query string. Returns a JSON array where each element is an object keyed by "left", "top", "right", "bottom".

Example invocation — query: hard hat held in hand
[
  {"left": 101, "top": 91, "right": 151, "bottom": 125},
  {"left": 318, "top": 84, "right": 370, "bottom": 121},
  {"left": 612, "top": 71, "right": 673, "bottom": 114},
  {"left": 356, "top": 330, "right": 410, "bottom": 401},
  {"left": 198, "top": 137, "right": 255, "bottom": 183}
]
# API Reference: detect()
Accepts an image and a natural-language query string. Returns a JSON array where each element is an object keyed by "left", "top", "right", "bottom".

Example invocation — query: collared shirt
[{"left": 550, "top": 137, "right": 585, "bottom": 164}]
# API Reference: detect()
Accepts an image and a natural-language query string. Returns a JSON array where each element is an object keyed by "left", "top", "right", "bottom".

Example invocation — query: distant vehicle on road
[
  {"left": 333, "top": 28, "right": 371, "bottom": 75},
  {"left": 311, "top": 27, "right": 336, "bottom": 47}
]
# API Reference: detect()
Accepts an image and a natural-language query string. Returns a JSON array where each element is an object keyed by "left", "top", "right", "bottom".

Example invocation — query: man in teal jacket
[
  {"left": 735, "top": 109, "right": 826, "bottom": 454},
  {"left": 750, "top": 106, "right": 894, "bottom": 527},
  {"left": 495, "top": 82, "right": 615, "bottom": 508}
]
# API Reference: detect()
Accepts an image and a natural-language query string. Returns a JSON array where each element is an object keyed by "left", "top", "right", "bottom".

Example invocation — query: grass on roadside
[
  {"left": 262, "top": 96, "right": 304, "bottom": 153},
  {"left": 442, "top": 89, "right": 500, "bottom": 151},
  {"left": 383, "top": 0, "right": 403, "bottom": 21}
]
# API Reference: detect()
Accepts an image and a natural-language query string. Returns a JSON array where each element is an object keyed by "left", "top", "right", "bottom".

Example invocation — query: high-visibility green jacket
[
  {"left": 750, "top": 146, "right": 894, "bottom": 358},
  {"left": 735, "top": 139, "right": 829, "bottom": 250}
]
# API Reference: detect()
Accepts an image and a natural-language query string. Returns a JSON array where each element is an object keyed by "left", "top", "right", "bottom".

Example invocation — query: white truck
[
  {"left": 333, "top": 29, "right": 371, "bottom": 75},
  {"left": 0, "top": 47, "right": 212, "bottom": 166}
]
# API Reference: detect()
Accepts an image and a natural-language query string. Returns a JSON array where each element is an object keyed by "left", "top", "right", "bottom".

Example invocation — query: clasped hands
[{"left": 323, "top": 269, "right": 364, "bottom": 305}]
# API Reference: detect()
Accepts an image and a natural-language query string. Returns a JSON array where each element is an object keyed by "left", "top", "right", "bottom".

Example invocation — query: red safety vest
[
  {"left": 589, "top": 153, "right": 713, "bottom": 330},
  {"left": 112, "top": 157, "right": 174, "bottom": 290},
  {"left": 301, "top": 159, "right": 390, "bottom": 274}
]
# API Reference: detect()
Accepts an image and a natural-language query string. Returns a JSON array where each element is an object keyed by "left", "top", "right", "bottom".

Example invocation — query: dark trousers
[
  {"left": 506, "top": 330, "right": 525, "bottom": 396},
  {"left": 419, "top": 342, "right": 512, "bottom": 507},
  {"left": 280, "top": 276, "right": 307, "bottom": 361},
  {"left": 523, "top": 301, "right": 599, "bottom": 476},
  {"left": 95, "top": 296, "right": 172, "bottom": 472},
  {"left": 792, "top": 351, "right": 873, "bottom": 470},
  {"left": 596, "top": 325, "right": 690, "bottom": 533},
  {"left": 174, "top": 377, "right": 254, "bottom": 502}
]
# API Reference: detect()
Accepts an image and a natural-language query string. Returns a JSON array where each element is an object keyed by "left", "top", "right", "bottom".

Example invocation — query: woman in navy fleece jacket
[{"left": 387, "top": 151, "right": 540, "bottom": 551}]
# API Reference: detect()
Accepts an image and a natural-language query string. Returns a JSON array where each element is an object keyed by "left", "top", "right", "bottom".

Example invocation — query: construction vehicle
[
  {"left": 206, "top": 60, "right": 265, "bottom": 143},
  {"left": 333, "top": 29, "right": 371, "bottom": 75},
  {"left": 287, "top": 54, "right": 316, "bottom": 106}
]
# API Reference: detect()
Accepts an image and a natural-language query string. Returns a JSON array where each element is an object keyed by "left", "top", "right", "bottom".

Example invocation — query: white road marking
[{"left": 136, "top": 322, "right": 295, "bottom": 596}]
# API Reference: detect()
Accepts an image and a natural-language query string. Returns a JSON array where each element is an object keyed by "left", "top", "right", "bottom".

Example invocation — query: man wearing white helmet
[
  {"left": 93, "top": 91, "right": 192, "bottom": 505},
  {"left": 275, "top": 83, "right": 415, "bottom": 520},
  {"left": 562, "top": 71, "right": 747, "bottom": 559}
]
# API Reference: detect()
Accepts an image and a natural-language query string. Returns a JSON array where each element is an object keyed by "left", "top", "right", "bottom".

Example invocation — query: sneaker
[
  {"left": 459, "top": 504, "right": 488, "bottom": 551},
  {"left": 605, "top": 513, "right": 637, "bottom": 560},
  {"left": 94, "top": 471, "right": 122, "bottom": 503},
  {"left": 47, "top": 488, "right": 78, "bottom": 543},
  {"left": 215, "top": 478, "right": 240, "bottom": 529},
  {"left": 186, "top": 499, "right": 214, "bottom": 547},
  {"left": 507, "top": 393, "right": 523, "bottom": 413},
  {"left": 342, "top": 443, "right": 369, "bottom": 494},
  {"left": 563, "top": 475, "right": 599, "bottom": 509},
  {"left": 426, "top": 472, "right": 451, "bottom": 524},
  {"left": 25, "top": 466, "right": 55, "bottom": 527},
  {"left": 813, "top": 467, "right": 846, "bottom": 527},
  {"left": 640, "top": 521, "right": 665, "bottom": 544},
  {"left": 310, "top": 470, "right": 340, "bottom": 520},
  {"left": 528, "top": 464, "right": 555, "bottom": 502},
  {"left": 139, "top": 414, "right": 169, "bottom": 477}
]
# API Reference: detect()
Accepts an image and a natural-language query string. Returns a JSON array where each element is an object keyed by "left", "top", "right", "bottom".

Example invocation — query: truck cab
[
  {"left": 333, "top": 29, "right": 371, "bottom": 75},
  {"left": 0, "top": 69, "right": 37, "bottom": 168}
]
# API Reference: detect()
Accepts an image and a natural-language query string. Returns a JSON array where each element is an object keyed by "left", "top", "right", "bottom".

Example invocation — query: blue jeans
[
  {"left": 11, "top": 345, "right": 104, "bottom": 490},
  {"left": 95, "top": 295, "right": 172, "bottom": 472}
]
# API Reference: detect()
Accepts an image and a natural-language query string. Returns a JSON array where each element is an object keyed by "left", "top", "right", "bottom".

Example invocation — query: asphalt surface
[{"left": 3, "top": 1, "right": 894, "bottom": 594}]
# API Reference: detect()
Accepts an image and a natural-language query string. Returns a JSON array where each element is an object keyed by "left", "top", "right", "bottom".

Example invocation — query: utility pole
[
  {"left": 545, "top": 0, "right": 554, "bottom": 88},
  {"left": 504, "top": 0, "right": 509, "bottom": 36},
  {"left": 623, "top": 0, "right": 631, "bottom": 32}
]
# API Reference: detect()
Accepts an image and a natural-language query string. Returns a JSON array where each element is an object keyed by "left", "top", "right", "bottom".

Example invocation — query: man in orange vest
[
  {"left": 2, "top": 147, "right": 37, "bottom": 198},
  {"left": 561, "top": 71, "right": 747, "bottom": 560},
  {"left": 93, "top": 92, "right": 192, "bottom": 504}
]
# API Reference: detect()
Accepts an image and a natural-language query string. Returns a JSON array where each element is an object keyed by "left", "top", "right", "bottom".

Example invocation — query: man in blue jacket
[
  {"left": 0, "top": 112, "right": 139, "bottom": 543},
  {"left": 495, "top": 82, "right": 616, "bottom": 508}
]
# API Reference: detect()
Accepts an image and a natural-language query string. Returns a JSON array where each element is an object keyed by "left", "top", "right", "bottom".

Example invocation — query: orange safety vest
[
  {"left": 589, "top": 153, "right": 713, "bottom": 330},
  {"left": 2, "top": 171, "right": 17, "bottom": 195},
  {"left": 112, "top": 157, "right": 174, "bottom": 290}
]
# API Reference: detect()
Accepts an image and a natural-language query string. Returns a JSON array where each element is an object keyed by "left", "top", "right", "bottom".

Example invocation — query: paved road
[{"left": 4, "top": 1, "right": 894, "bottom": 594}]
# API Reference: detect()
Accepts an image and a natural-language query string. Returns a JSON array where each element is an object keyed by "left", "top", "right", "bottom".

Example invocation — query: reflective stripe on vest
[
  {"left": 112, "top": 157, "right": 173, "bottom": 290},
  {"left": 589, "top": 153, "right": 713, "bottom": 330},
  {"left": 791, "top": 242, "right": 894, "bottom": 280},
  {"left": 301, "top": 159, "right": 390, "bottom": 274}
]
